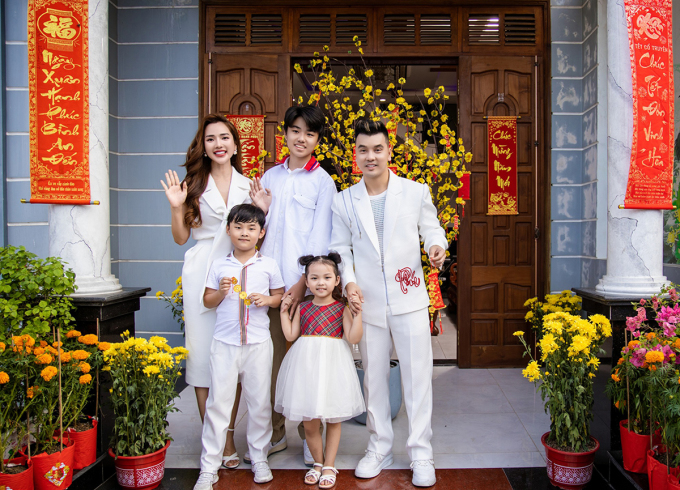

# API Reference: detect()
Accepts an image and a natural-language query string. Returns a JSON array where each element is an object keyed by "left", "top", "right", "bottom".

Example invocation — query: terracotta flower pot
[
  {"left": 620, "top": 420, "right": 662, "bottom": 473},
  {"left": 541, "top": 432, "right": 599, "bottom": 490},
  {"left": 108, "top": 440, "right": 170, "bottom": 490},
  {"left": 31, "top": 438, "right": 76, "bottom": 490},
  {"left": 647, "top": 448, "right": 680, "bottom": 490},
  {"left": 0, "top": 456, "right": 34, "bottom": 490},
  {"left": 68, "top": 416, "right": 98, "bottom": 469}
]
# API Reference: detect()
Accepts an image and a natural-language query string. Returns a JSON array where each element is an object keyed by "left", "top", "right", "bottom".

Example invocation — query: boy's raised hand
[{"left": 249, "top": 177, "right": 272, "bottom": 214}]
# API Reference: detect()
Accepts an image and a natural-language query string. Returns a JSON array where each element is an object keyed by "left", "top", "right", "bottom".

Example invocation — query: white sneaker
[
  {"left": 411, "top": 459, "right": 436, "bottom": 487},
  {"left": 354, "top": 450, "right": 394, "bottom": 478},
  {"left": 252, "top": 461, "right": 273, "bottom": 483},
  {"left": 193, "top": 471, "right": 218, "bottom": 490},
  {"left": 244, "top": 435, "right": 288, "bottom": 464},
  {"left": 303, "top": 439, "right": 314, "bottom": 467}
]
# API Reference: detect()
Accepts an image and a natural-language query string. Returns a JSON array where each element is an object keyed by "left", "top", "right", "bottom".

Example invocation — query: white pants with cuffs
[
  {"left": 199, "top": 338, "right": 273, "bottom": 472},
  {"left": 358, "top": 306, "right": 434, "bottom": 461}
]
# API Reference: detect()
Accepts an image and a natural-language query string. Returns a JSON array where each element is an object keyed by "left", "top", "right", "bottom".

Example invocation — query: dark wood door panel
[{"left": 458, "top": 55, "right": 542, "bottom": 368}]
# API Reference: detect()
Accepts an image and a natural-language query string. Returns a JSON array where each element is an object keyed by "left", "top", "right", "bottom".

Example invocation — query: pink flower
[
  {"left": 670, "top": 289, "right": 679, "bottom": 302},
  {"left": 657, "top": 305, "right": 680, "bottom": 337},
  {"left": 626, "top": 308, "right": 647, "bottom": 333},
  {"left": 640, "top": 298, "right": 647, "bottom": 306},
  {"left": 652, "top": 297, "right": 660, "bottom": 311}
]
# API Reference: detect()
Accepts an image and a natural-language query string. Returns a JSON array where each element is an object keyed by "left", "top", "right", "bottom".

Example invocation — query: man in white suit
[{"left": 330, "top": 120, "right": 447, "bottom": 487}]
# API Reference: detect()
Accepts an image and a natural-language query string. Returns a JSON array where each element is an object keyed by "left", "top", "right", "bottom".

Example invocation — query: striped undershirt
[{"left": 369, "top": 190, "right": 387, "bottom": 267}]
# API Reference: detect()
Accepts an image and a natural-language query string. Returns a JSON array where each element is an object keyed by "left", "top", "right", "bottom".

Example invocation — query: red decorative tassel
[
  {"left": 439, "top": 315, "right": 443, "bottom": 334},
  {"left": 430, "top": 316, "right": 434, "bottom": 334}
]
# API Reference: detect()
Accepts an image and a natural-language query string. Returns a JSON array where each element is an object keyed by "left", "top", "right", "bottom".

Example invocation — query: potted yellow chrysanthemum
[
  {"left": 515, "top": 312, "right": 611, "bottom": 490},
  {"left": 103, "top": 332, "right": 187, "bottom": 490}
]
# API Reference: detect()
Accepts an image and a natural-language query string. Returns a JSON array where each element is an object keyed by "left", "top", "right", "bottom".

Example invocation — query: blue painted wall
[
  {"left": 110, "top": 0, "right": 199, "bottom": 345},
  {"left": 549, "top": 0, "right": 606, "bottom": 293}
]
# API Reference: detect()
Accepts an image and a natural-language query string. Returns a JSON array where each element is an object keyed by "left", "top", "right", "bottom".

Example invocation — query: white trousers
[
  {"left": 200, "top": 338, "right": 273, "bottom": 472},
  {"left": 358, "top": 307, "right": 434, "bottom": 461}
]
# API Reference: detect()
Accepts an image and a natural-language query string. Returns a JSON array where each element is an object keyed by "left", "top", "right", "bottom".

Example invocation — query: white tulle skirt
[{"left": 275, "top": 336, "right": 365, "bottom": 423}]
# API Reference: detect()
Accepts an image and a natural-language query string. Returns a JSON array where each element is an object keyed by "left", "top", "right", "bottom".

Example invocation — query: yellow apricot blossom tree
[{"left": 288, "top": 38, "right": 472, "bottom": 250}]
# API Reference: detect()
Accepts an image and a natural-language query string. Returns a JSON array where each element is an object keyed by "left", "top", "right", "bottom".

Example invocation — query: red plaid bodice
[{"left": 300, "top": 301, "right": 344, "bottom": 338}]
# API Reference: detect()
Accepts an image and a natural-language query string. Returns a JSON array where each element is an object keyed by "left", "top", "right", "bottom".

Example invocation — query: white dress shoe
[
  {"left": 252, "top": 461, "right": 274, "bottom": 483},
  {"left": 411, "top": 459, "right": 436, "bottom": 487},
  {"left": 193, "top": 471, "right": 218, "bottom": 490},
  {"left": 354, "top": 450, "right": 394, "bottom": 478}
]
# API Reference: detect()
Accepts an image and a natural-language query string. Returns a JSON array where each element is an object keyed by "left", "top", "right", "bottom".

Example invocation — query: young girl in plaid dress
[{"left": 275, "top": 254, "right": 364, "bottom": 489}]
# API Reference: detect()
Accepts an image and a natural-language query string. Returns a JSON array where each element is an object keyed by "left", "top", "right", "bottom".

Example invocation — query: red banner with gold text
[
  {"left": 28, "top": 0, "right": 90, "bottom": 204},
  {"left": 487, "top": 116, "right": 518, "bottom": 215},
  {"left": 226, "top": 115, "right": 265, "bottom": 178},
  {"left": 623, "top": 0, "right": 674, "bottom": 209}
]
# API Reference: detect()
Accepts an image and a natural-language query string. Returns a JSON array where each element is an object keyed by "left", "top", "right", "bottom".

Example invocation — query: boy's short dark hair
[
  {"left": 355, "top": 119, "right": 390, "bottom": 144},
  {"left": 227, "top": 203, "right": 266, "bottom": 229},
  {"left": 283, "top": 106, "right": 325, "bottom": 136}
]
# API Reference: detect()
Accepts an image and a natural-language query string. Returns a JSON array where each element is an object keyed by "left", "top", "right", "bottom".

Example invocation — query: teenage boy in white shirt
[
  {"left": 248, "top": 105, "right": 337, "bottom": 465},
  {"left": 193, "top": 204, "right": 285, "bottom": 489},
  {"left": 330, "top": 120, "right": 447, "bottom": 487}
]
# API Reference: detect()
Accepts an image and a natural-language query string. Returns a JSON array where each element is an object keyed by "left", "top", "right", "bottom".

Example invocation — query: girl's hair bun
[
  {"left": 327, "top": 252, "right": 342, "bottom": 265},
  {"left": 298, "top": 255, "right": 316, "bottom": 267}
]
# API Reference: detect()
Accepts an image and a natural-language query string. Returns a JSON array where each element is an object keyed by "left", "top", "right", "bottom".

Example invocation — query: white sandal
[
  {"left": 304, "top": 463, "right": 323, "bottom": 485},
  {"left": 220, "top": 428, "right": 239, "bottom": 469},
  {"left": 319, "top": 466, "right": 338, "bottom": 489}
]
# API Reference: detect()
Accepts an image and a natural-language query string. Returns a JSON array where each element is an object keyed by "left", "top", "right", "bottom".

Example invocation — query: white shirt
[
  {"left": 206, "top": 252, "right": 285, "bottom": 346},
  {"left": 369, "top": 190, "right": 387, "bottom": 267},
  {"left": 260, "top": 157, "right": 337, "bottom": 290}
]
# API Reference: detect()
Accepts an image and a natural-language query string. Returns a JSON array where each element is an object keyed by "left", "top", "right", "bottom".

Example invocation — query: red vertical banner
[
  {"left": 225, "top": 115, "right": 265, "bottom": 178},
  {"left": 458, "top": 173, "right": 470, "bottom": 200},
  {"left": 275, "top": 134, "right": 285, "bottom": 162},
  {"left": 623, "top": 0, "right": 674, "bottom": 209},
  {"left": 487, "top": 116, "right": 518, "bottom": 215},
  {"left": 28, "top": 0, "right": 90, "bottom": 204}
]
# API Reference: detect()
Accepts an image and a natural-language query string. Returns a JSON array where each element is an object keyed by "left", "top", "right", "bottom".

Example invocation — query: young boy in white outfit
[
  {"left": 247, "top": 105, "right": 337, "bottom": 466},
  {"left": 193, "top": 204, "right": 285, "bottom": 489},
  {"left": 330, "top": 120, "right": 447, "bottom": 488}
]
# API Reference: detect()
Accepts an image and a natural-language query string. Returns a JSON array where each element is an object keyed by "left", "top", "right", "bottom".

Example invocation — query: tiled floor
[{"left": 165, "top": 367, "right": 548, "bottom": 471}]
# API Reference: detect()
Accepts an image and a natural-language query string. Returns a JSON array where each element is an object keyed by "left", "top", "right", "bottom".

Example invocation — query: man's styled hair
[
  {"left": 227, "top": 203, "right": 266, "bottom": 229},
  {"left": 283, "top": 106, "right": 325, "bottom": 135},
  {"left": 355, "top": 119, "right": 390, "bottom": 144}
]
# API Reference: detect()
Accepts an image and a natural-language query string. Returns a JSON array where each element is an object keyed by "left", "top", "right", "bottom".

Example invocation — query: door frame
[{"left": 199, "top": 0, "right": 553, "bottom": 367}]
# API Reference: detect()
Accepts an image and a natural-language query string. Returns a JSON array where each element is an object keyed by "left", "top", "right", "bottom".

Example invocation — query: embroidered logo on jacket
[{"left": 395, "top": 267, "right": 420, "bottom": 294}]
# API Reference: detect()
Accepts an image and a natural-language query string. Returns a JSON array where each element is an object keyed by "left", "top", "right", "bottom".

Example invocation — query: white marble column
[
  {"left": 48, "top": 0, "right": 121, "bottom": 295},
  {"left": 595, "top": 0, "right": 668, "bottom": 296}
]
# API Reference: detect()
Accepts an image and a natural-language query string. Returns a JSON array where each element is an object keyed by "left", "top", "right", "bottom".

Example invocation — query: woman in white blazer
[
  {"left": 330, "top": 120, "right": 447, "bottom": 488},
  {"left": 162, "top": 114, "right": 251, "bottom": 468}
]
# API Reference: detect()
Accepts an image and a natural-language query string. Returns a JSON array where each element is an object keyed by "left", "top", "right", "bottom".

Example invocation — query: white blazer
[{"left": 330, "top": 174, "right": 448, "bottom": 327}]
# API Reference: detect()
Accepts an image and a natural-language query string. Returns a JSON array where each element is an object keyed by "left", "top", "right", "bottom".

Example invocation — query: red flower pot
[
  {"left": 31, "top": 438, "right": 76, "bottom": 490},
  {"left": 669, "top": 474, "right": 680, "bottom": 490},
  {"left": 620, "top": 420, "right": 662, "bottom": 473},
  {"left": 647, "top": 448, "right": 680, "bottom": 490},
  {"left": 541, "top": 432, "right": 599, "bottom": 490},
  {"left": 68, "top": 416, "right": 98, "bottom": 469},
  {"left": 108, "top": 440, "right": 170, "bottom": 490},
  {"left": 0, "top": 456, "right": 34, "bottom": 490}
]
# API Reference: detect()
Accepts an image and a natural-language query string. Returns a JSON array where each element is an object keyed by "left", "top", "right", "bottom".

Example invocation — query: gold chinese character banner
[
  {"left": 623, "top": 0, "right": 674, "bottom": 209},
  {"left": 487, "top": 116, "right": 518, "bottom": 215},
  {"left": 28, "top": 0, "right": 90, "bottom": 204},
  {"left": 226, "top": 115, "right": 265, "bottom": 178}
]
